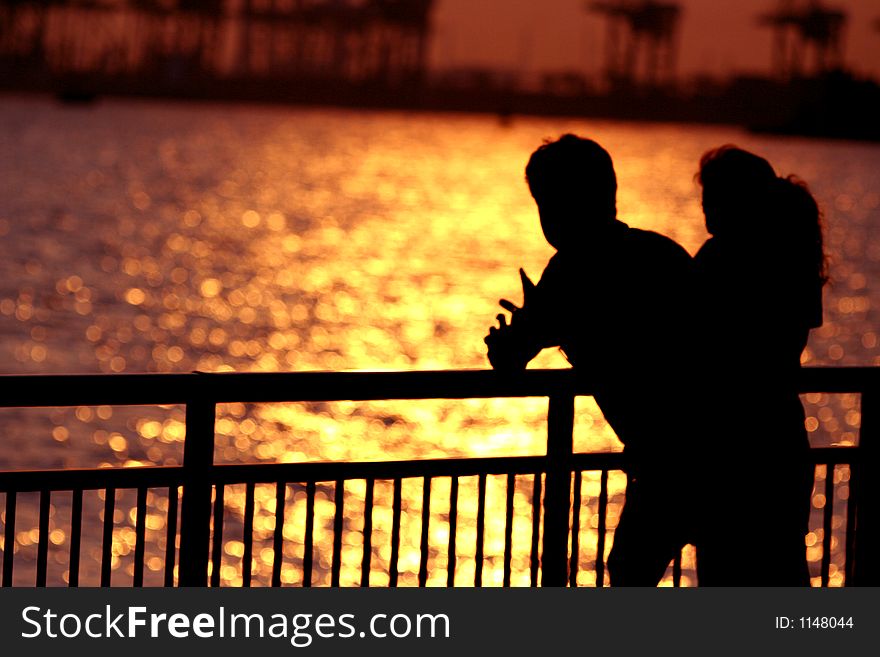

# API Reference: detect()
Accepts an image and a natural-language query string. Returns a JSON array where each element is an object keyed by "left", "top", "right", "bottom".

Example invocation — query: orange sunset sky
[{"left": 429, "top": 0, "right": 880, "bottom": 79}]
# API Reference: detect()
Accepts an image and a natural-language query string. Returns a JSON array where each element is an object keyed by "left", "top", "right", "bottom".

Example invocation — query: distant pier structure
[
  {"left": 0, "top": 1, "right": 226, "bottom": 76},
  {"left": 239, "top": 0, "right": 432, "bottom": 85},
  {"left": 758, "top": 0, "right": 847, "bottom": 79},
  {"left": 0, "top": 0, "right": 435, "bottom": 90},
  {"left": 588, "top": 0, "right": 682, "bottom": 89}
]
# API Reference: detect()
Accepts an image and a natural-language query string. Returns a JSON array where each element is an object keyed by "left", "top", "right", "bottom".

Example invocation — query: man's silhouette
[{"left": 485, "top": 134, "right": 696, "bottom": 586}]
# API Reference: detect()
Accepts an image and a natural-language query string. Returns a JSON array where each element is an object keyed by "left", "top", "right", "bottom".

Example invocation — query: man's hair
[{"left": 525, "top": 134, "right": 617, "bottom": 220}]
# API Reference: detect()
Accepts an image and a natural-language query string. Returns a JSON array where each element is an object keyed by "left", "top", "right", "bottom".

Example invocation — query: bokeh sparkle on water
[{"left": 0, "top": 97, "right": 878, "bottom": 586}]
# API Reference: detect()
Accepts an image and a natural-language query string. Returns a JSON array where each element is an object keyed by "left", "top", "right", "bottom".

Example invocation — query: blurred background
[{"left": 1, "top": 0, "right": 879, "bottom": 136}]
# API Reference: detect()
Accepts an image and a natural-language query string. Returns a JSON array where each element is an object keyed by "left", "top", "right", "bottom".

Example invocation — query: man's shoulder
[{"left": 625, "top": 226, "right": 692, "bottom": 264}]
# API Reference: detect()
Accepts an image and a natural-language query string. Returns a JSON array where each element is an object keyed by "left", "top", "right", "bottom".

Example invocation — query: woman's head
[
  {"left": 697, "top": 145, "right": 828, "bottom": 284},
  {"left": 697, "top": 145, "right": 777, "bottom": 238}
]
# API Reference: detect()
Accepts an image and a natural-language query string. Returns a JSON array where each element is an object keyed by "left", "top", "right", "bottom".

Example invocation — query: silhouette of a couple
[{"left": 485, "top": 135, "right": 826, "bottom": 586}]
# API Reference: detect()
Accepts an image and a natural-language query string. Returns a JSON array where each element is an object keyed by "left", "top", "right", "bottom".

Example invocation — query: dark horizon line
[{"left": 3, "top": 69, "right": 879, "bottom": 143}]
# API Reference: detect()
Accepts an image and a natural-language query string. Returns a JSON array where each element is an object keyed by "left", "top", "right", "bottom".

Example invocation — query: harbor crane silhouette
[
  {"left": 758, "top": 0, "right": 847, "bottom": 79},
  {"left": 588, "top": 0, "right": 682, "bottom": 89},
  {"left": 0, "top": 0, "right": 433, "bottom": 86}
]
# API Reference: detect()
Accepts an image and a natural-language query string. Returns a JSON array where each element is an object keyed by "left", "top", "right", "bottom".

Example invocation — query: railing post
[
  {"left": 854, "top": 389, "right": 880, "bottom": 585},
  {"left": 541, "top": 393, "right": 574, "bottom": 586},
  {"left": 178, "top": 397, "right": 215, "bottom": 587}
]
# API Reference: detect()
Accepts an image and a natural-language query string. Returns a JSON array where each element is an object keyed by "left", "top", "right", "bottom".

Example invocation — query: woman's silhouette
[{"left": 693, "top": 146, "right": 827, "bottom": 585}]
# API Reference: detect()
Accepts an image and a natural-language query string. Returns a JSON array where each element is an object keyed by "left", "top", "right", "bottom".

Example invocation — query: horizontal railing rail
[
  {"left": 0, "top": 367, "right": 877, "bottom": 588},
  {"left": 3, "top": 366, "right": 878, "bottom": 407}
]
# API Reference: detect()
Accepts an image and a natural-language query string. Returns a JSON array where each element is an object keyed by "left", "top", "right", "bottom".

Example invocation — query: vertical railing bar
[
  {"left": 36, "top": 489, "right": 50, "bottom": 587},
  {"left": 447, "top": 476, "right": 458, "bottom": 587},
  {"left": 69, "top": 488, "right": 83, "bottom": 587},
  {"left": 474, "top": 472, "right": 487, "bottom": 587},
  {"left": 854, "top": 388, "right": 880, "bottom": 585},
  {"left": 164, "top": 485, "right": 178, "bottom": 587},
  {"left": 844, "top": 460, "right": 859, "bottom": 586},
  {"left": 389, "top": 478, "right": 402, "bottom": 588},
  {"left": 672, "top": 552, "right": 682, "bottom": 587},
  {"left": 242, "top": 482, "right": 256, "bottom": 588},
  {"left": 530, "top": 473, "right": 542, "bottom": 587},
  {"left": 1, "top": 491, "right": 15, "bottom": 587},
  {"left": 595, "top": 469, "right": 609, "bottom": 588},
  {"left": 543, "top": 394, "right": 575, "bottom": 586},
  {"left": 100, "top": 487, "right": 115, "bottom": 587},
  {"left": 569, "top": 471, "right": 582, "bottom": 588},
  {"left": 503, "top": 473, "right": 515, "bottom": 587},
  {"left": 178, "top": 396, "right": 215, "bottom": 587},
  {"left": 360, "top": 478, "right": 374, "bottom": 588},
  {"left": 418, "top": 476, "right": 432, "bottom": 587},
  {"left": 133, "top": 486, "right": 148, "bottom": 587},
  {"left": 272, "top": 481, "right": 286, "bottom": 588},
  {"left": 821, "top": 464, "right": 835, "bottom": 587},
  {"left": 302, "top": 481, "right": 316, "bottom": 588},
  {"left": 210, "top": 485, "right": 225, "bottom": 588},
  {"left": 331, "top": 480, "right": 344, "bottom": 587}
]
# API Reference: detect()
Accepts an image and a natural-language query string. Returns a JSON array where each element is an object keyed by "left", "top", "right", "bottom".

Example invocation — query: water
[{"left": 0, "top": 96, "right": 878, "bottom": 586}]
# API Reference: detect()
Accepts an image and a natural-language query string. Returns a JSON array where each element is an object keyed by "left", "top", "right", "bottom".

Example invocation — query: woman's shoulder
[
  {"left": 693, "top": 237, "right": 746, "bottom": 274},
  {"left": 694, "top": 236, "right": 720, "bottom": 260}
]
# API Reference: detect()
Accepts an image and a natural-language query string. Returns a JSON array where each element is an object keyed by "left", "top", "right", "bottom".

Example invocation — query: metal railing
[{"left": 0, "top": 367, "right": 877, "bottom": 587}]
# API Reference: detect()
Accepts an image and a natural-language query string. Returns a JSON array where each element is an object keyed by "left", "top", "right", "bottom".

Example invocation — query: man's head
[{"left": 525, "top": 134, "right": 617, "bottom": 249}]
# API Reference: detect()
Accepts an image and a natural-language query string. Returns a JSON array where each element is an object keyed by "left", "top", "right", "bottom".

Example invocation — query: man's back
[{"left": 523, "top": 219, "right": 694, "bottom": 456}]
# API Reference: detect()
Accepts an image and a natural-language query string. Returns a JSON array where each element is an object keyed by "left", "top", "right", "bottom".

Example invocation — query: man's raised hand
[{"left": 498, "top": 268, "right": 536, "bottom": 319}]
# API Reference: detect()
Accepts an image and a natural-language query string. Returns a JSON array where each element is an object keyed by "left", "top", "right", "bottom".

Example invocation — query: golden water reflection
[{"left": 1, "top": 99, "right": 878, "bottom": 586}]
